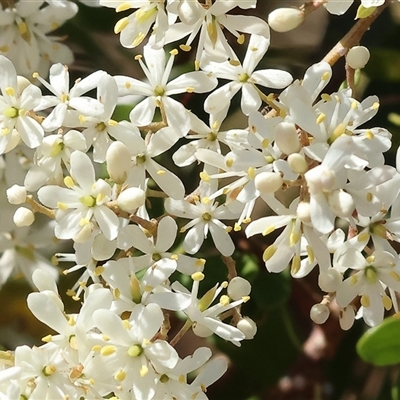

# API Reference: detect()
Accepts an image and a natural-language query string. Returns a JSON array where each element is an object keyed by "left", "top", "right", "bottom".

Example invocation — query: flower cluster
[{"left": 0, "top": 0, "right": 398, "bottom": 398}]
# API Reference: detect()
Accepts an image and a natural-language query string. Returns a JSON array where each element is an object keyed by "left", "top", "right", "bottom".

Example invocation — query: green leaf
[
  {"left": 356, "top": 316, "right": 400, "bottom": 366},
  {"left": 356, "top": 5, "right": 376, "bottom": 19}
]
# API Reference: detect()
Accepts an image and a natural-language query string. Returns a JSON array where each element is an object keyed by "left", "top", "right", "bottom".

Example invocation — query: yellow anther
[
  {"left": 179, "top": 44, "right": 191, "bottom": 52},
  {"left": 191, "top": 271, "right": 205, "bottom": 281},
  {"left": 186, "top": 86, "right": 195, "bottom": 93},
  {"left": 262, "top": 225, "right": 275, "bottom": 236},
  {"left": 357, "top": 232, "right": 370, "bottom": 242},
  {"left": 116, "top": 2, "right": 131, "bottom": 12},
  {"left": 306, "top": 246, "right": 315, "bottom": 263},
  {"left": 122, "top": 320, "right": 131, "bottom": 330},
  {"left": 114, "top": 370, "right": 126, "bottom": 382},
  {"left": 366, "top": 192, "right": 373, "bottom": 202},
  {"left": 43, "top": 365, "right": 56, "bottom": 376},
  {"left": 390, "top": 271, "right": 400, "bottom": 281},
  {"left": 200, "top": 171, "right": 210, "bottom": 182},
  {"left": 57, "top": 202, "right": 68, "bottom": 211},
  {"left": 289, "top": 231, "right": 301, "bottom": 247},
  {"left": 114, "top": 17, "right": 129, "bottom": 34},
  {"left": 372, "top": 102, "right": 379, "bottom": 110},
  {"left": 140, "top": 365, "right": 149, "bottom": 377},
  {"left": 125, "top": 81, "right": 131, "bottom": 89},
  {"left": 42, "top": 334, "right": 53, "bottom": 343},
  {"left": 247, "top": 167, "right": 255, "bottom": 179},
  {"left": 108, "top": 119, "right": 118, "bottom": 126},
  {"left": 5, "top": 87, "right": 15, "bottom": 97},
  {"left": 94, "top": 266, "right": 105, "bottom": 276},
  {"left": 263, "top": 245, "right": 276, "bottom": 262},
  {"left": 291, "top": 255, "right": 301, "bottom": 275},
  {"left": 92, "top": 344, "right": 101, "bottom": 352},
  {"left": 132, "top": 32, "right": 146, "bottom": 47},
  {"left": 237, "top": 34, "right": 245, "bottom": 44},
  {"left": 226, "top": 158, "right": 234, "bottom": 168},
  {"left": 316, "top": 113, "right": 326, "bottom": 124},
  {"left": 156, "top": 169, "right": 166, "bottom": 175},
  {"left": 79, "top": 218, "right": 90, "bottom": 227},
  {"left": 383, "top": 295, "right": 392, "bottom": 311},
  {"left": 195, "top": 258, "right": 206, "bottom": 267},
  {"left": 234, "top": 223, "right": 241, "bottom": 231},
  {"left": 64, "top": 175, "right": 74, "bottom": 188},
  {"left": 261, "top": 138, "right": 269, "bottom": 148},
  {"left": 229, "top": 59, "right": 241, "bottom": 67},
  {"left": 220, "top": 295, "right": 230, "bottom": 306},
  {"left": 170, "top": 48, "right": 178, "bottom": 56},
  {"left": 225, "top": 226, "right": 232, "bottom": 233},
  {"left": 360, "top": 294, "right": 370, "bottom": 308},
  {"left": 78, "top": 115, "right": 87, "bottom": 124},
  {"left": 68, "top": 316, "right": 76, "bottom": 326},
  {"left": 321, "top": 93, "right": 331, "bottom": 101},
  {"left": 100, "top": 345, "right": 116, "bottom": 356},
  {"left": 350, "top": 275, "right": 358, "bottom": 286},
  {"left": 321, "top": 72, "right": 330, "bottom": 81},
  {"left": 365, "top": 129, "right": 374, "bottom": 139}
]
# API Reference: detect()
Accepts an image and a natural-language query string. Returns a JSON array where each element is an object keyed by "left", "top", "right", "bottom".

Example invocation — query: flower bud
[
  {"left": 254, "top": 171, "right": 283, "bottom": 194},
  {"left": 328, "top": 190, "right": 355, "bottom": 218},
  {"left": 346, "top": 46, "right": 370, "bottom": 69},
  {"left": 237, "top": 316, "right": 257, "bottom": 339},
  {"left": 306, "top": 165, "right": 336, "bottom": 194},
  {"left": 117, "top": 187, "right": 146, "bottom": 213},
  {"left": 287, "top": 153, "right": 308, "bottom": 174},
  {"left": 268, "top": 8, "right": 305, "bottom": 33},
  {"left": 7, "top": 184, "right": 27, "bottom": 205},
  {"left": 13, "top": 207, "right": 34, "bottom": 227},
  {"left": 274, "top": 122, "right": 301, "bottom": 155},
  {"left": 106, "top": 141, "right": 132, "bottom": 184},
  {"left": 296, "top": 201, "right": 311, "bottom": 223},
  {"left": 227, "top": 277, "right": 251, "bottom": 300},
  {"left": 310, "top": 303, "right": 330, "bottom": 324},
  {"left": 318, "top": 268, "right": 342, "bottom": 292}
]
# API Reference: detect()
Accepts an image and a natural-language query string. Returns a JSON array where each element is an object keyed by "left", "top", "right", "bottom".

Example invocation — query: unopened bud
[
  {"left": 106, "top": 141, "right": 132, "bottom": 184},
  {"left": 227, "top": 277, "right": 251, "bottom": 300},
  {"left": 346, "top": 46, "right": 370, "bottom": 69},
  {"left": 328, "top": 190, "right": 355, "bottom": 218},
  {"left": 274, "top": 122, "right": 301, "bottom": 155},
  {"left": 13, "top": 207, "right": 34, "bottom": 227},
  {"left": 296, "top": 201, "right": 311, "bottom": 223},
  {"left": 117, "top": 187, "right": 145, "bottom": 213},
  {"left": 318, "top": 268, "right": 342, "bottom": 292},
  {"left": 254, "top": 171, "right": 283, "bottom": 194},
  {"left": 237, "top": 316, "right": 257, "bottom": 339},
  {"left": 268, "top": 8, "right": 305, "bottom": 33},
  {"left": 287, "top": 153, "right": 308, "bottom": 174},
  {"left": 310, "top": 303, "right": 330, "bottom": 324},
  {"left": 7, "top": 184, "right": 27, "bottom": 204}
]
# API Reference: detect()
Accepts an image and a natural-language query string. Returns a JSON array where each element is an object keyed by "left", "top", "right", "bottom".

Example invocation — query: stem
[
  {"left": 221, "top": 255, "right": 237, "bottom": 281},
  {"left": 322, "top": 1, "right": 390, "bottom": 66},
  {"left": 26, "top": 195, "right": 55, "bottom": 219},
  {"left": 169, "top": 319, "right": 193, "bottom": 347}
]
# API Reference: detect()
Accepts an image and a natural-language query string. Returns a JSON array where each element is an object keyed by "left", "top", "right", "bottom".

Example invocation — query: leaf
[{"left": 356, "top": 315, "right": 400, "bottom": 366}]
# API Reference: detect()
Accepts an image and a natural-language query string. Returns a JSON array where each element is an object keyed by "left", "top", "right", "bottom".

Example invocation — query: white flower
[
  {"left": 115, "top": 45, "right": 217, "bottom": 135},
  {"left": 336, "top": 249, "right": 400, "bottom": 326},
  {"left": 100, "top": 0, "right": 170, "bottom": 48},
  {"left": 165, "top": 188, "right": 241, "bottom": 257},
  {"left": 38, "top": 150, "right": 119, "bottom": 241},
  {"left": 0, "top": 1, "right": 77, "bottom": 76},
  {"left": 0, "top": 56, "right": 44, "bottom": 154},
  {"left": 203, "top": 34, "right": 292, "bottom": 116},
  {"left": 34, "top": 64, "right": 106, "bottom": 131},
  {"left": 166, "top": 0, "right": 268, "bottom": 64}
]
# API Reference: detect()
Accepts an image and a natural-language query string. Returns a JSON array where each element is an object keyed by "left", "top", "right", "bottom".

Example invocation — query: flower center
[
  {"left": 3, "top": 106, "right": 18, "bottom": 118},
  {"left": 128, "top": 344, "right": 143, "bottom": 357},
  {"left": 238, "top": 73, "right": 250, "bottom": 83},
  {"left": 202, "top": 212, "right": 212, "bottom": 222},
  {"left": 80, "top": 195, "right": 96, "bottom": 207},
  {"left": 365, "top": 265, "right": 377, "bottom": 284},
  {"left": 96, "top": 122, "right": 107, "bottom": 132},
  {"left": 137, "top": 154, "right": 147, "bottom": 164},
  {"left": 154, "top": 85, "right": 165, "bottom": 97}
]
